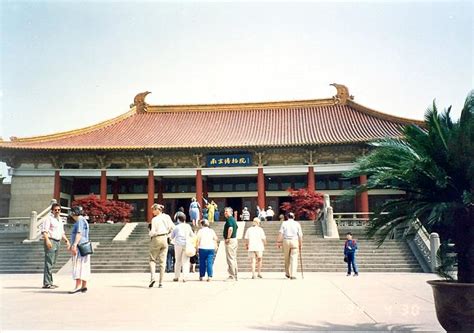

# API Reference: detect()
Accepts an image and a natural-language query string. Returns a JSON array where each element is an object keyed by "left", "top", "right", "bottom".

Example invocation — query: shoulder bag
[
  {"left": 77, "top": 241, "right": 94, "bottom": 256},
  {"left": 185, "top": 227, "right": 197, "bottom": 257}
]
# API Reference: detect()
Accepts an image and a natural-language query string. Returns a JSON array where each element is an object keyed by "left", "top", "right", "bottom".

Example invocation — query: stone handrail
[
  {"left": 23, "top": 199, "right": 70, "bottom": 242},
  {"left": 396, "top": 219, "right": 437, "bottom": 273}
]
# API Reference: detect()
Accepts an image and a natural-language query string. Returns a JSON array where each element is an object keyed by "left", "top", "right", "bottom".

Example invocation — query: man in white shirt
[
  {"left": 41, "top": 203, "right": 70, "bottom": 289},
  {"left": 240, "top": 207, "right": 251, "bottom": 222},
  {"left": 257, "top": 206, "right": 267, "bottom": 222},
  {"left": 277, "top": 212, "right": 303, "bottom": 279},
  {"left": 148, "top": 204, "right": 175, "bottom": 288},
  {"left": 266, "top": 206, "right": 275, "bottom": 221},
  {"left": 244, "top": 218, "right": 267, "bottom": 279}
]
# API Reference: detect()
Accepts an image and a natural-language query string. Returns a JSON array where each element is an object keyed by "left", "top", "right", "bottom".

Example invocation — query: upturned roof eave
[{"left": 346, "top": 100, "right": 425, "bottom": 127}]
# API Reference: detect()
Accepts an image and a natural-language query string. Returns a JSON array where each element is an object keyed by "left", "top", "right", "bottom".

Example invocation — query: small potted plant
[{"left": 345, "top": 91, "right": 473, "bottom": 331}]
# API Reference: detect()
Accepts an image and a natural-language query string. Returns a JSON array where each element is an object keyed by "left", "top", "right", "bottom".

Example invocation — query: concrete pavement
[{"left": 0, "top": 272, "right": 443, "bottom": 331}]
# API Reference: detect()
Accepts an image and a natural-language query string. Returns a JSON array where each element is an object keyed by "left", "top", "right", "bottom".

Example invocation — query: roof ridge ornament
[
  {"left": 131, "top": 91, "right": 151, "bottom": 113},
  {"left": 330, "top": 83, "right": 354, "bottom": 105}
]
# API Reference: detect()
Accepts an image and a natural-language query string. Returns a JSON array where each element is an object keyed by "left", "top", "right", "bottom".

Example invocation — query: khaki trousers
[
  {"left": 149, "top": 236, "right": 168, "bottom": 283},
  {"left": 283, "top": 239, "right": 299, "bottom": 278},
  {"left": 225, "top": 238, "right": 238, "bottom": 277}
]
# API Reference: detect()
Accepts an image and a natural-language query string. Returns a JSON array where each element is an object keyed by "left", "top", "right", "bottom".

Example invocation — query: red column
[
  {"left": 157, "top": 177, "right": 164, "bottom": 203},
  {"left": 359, "top": 175, "right": 369, "bottom": 213},
  {"left": 147, "top": 170, "right": 155, "bottom": 222},
  {"left": 257, "top": 167, "right": 265, "bottom": 209},
  {"left": 100, "top": 170, "right": 107, "bottom": 201},
  {"left": 196, "top": 169, "right": 203, "bottom": 212},
  {"left": 53, "top": 170, "right": 61, "bottom": 202},
  {"left": 307, "top": 166, "right": 315, "bottom": 191}
]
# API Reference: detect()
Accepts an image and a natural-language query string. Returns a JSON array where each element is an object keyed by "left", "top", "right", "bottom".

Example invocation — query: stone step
[
  {"left": 0, "top": 218, "right": 423, "bottom": 274},
  {"left": 235, "top": 267, "right": 423, "bottom": 272},
  {"left": 91, "top": 269, "right": 150, "bottom": 273},
  {"left": 236, "top": 263, "right": 423, "bottom": 269},
  {"left": 85, "top": 258, "right": 418, "bottom": 267}
]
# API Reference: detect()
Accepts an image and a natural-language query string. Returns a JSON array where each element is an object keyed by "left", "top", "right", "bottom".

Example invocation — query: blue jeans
[
  {"left": 198, "top": 248, "right": 215, "bottom": 278},
  {"left": 166, "top": 245, "right": 175, "bottom": 272},
  {"left": 346, "top": 252, "right": 358, "bottom": 274}
]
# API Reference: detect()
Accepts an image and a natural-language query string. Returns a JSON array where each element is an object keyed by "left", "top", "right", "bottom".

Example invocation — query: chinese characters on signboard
[{"left": 206, "top": 154, "right": 252, "bottom": 167}]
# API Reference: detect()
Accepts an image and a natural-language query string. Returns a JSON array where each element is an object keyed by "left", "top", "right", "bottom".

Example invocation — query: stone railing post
[
  {"left": 429, "top": 232, "right": 440, "bottom": 272},
  {"left": 326, "top": 206, "right": 335, "bottom": 237},
  {"left": 323, "top": 194, "right": 330, "bottom": 209},
  {"left": 321, "top": 193, "right": 339, "bottom": 239},
  {"left": 29, "top": 211, "right": 38, "bottom": 240}
]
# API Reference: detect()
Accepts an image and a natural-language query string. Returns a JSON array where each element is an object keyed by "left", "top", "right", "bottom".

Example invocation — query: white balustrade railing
[
  {"left": 27, "top": 202, "right": 70, "bottom": 242},
  {"left": 0, "top": 216, "right": 31, "bottom": 233},
  {"left": 333, "top": 212, "right": 372, "bottom": 227},
  {"left": 0, "top": 199, "right": 71, "bottom": 243}
]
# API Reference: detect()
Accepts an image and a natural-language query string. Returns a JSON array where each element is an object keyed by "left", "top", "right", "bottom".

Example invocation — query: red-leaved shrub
[
  {"left": 280, "top": 188, "right": 324, "bottom": 220},
  {"left": 72, "top": 195, "right": 134, "bottom": 223}
]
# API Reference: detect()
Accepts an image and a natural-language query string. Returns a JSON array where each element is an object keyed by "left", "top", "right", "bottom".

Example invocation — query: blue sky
[{"left": 0, "top": 1, "right": 472, "bottom": 148}]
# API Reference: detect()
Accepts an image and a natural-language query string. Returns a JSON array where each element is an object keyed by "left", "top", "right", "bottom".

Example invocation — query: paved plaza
[{"left": 1, "top": 271, "right": 443, "bottom": 331}]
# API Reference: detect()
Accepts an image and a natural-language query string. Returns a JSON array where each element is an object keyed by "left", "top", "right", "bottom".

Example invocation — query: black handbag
[
  {"left": 77, "top": 241, "right": 93, "bottom": 256},
  {"left": 343, "top": 255, "right": 348, "bottom": 263}
]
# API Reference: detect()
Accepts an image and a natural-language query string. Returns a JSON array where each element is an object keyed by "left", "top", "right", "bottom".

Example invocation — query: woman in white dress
[{"left": 69, "top": 206, "right": 91, "bottom": 293}]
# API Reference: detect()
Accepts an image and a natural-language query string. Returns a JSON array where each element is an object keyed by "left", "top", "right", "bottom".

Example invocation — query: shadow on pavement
[
  {"left": 112, "top": 285, "right": 151, "bottom": 289},
  {"left": 24, "top": 290, "right": 71, "bottom": 294},
  {"left": 251, "top": 321, "right": 422, "bottom": 332}
]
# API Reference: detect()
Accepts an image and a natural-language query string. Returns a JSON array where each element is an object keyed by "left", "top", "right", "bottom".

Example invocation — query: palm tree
[{"left": 345, "top": 91, "right": 473, "bottom": 283}]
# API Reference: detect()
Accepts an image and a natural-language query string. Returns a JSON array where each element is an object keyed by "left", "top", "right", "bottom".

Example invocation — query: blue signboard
[{"left": 207, "top": 154, "right": 252, "bottom": 167}]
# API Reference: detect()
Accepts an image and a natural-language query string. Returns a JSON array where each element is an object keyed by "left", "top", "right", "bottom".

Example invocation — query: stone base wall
[
  {"left": 9, "top": 176, "right": 54, "bottom": 217},
  {"left": 0, "top": 182, "right": 11, "bottom": 217}
]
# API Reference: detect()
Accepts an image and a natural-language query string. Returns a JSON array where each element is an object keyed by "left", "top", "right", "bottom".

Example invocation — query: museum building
[{"left": 0, "top": 84, "right": 423, "bottom": 221}]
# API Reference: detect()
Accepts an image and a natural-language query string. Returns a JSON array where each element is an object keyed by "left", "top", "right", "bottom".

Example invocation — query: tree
[
  {"left": 280, "top": 188, "right": 325, "bottom": 220},
  {"left": 345, "top": 91, "right": 474, "bottom": 283},
  {"left": 72, "top": 195, "right": 134, "bottom": 223}
]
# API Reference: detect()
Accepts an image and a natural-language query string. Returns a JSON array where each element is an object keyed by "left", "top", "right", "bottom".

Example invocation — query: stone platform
[{"left": 0, "top": 272, "right": 443, "bottom": 331}]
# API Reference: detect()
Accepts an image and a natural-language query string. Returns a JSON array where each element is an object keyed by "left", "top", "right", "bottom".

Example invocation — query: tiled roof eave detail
[
  {"left": 0, "top": 138, "right": 400, "bottom": 152},
  {"left": 346, "top": 100, "right": 425, "bottom": 127},
  {"left": 6, "top": 109, "right": 137, "bottom": 144}
]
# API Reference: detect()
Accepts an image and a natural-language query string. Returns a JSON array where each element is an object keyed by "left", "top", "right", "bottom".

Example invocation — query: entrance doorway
[
  {"left": 175, "top": 199, "right": 189, "bottom": 218},
  {"left": 226, "top": 198, "right": 242, "bottom": 218}
]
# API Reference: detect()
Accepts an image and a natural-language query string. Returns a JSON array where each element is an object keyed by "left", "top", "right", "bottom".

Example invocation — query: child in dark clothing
[{"left": 344, "top": 232, "right": 359, "bottom": 276}]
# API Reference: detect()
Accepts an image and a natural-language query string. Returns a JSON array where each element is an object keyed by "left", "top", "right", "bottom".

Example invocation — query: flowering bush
[
  {"left": 72, "top": 195, "right": 133, "bottom": 223},
  {"left": 280, "top": 188, "right": 324, "bottom": 220}
]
